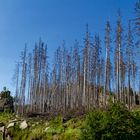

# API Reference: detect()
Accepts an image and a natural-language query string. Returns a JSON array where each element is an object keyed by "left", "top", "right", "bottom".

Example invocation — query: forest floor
[
  {"left": 1, "top": 103, "right": 140, "bottom": 140},
  {"left": 0, "top": 112, "right": 84, "bottom": 140}
]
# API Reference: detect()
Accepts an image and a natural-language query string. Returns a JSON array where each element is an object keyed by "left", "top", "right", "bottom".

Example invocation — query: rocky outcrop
[{"left": 0, "top": 119, "right": 28, "bottom": 140}]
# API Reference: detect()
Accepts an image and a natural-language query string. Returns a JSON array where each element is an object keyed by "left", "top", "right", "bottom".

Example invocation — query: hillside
[{"left": 1, "top": 102, "right": 140, "bottom": 140}]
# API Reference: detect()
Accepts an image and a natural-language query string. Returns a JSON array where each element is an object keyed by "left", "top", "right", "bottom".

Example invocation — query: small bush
[{"left": 81, "top": 102, "right": 140, "bottom": 140}]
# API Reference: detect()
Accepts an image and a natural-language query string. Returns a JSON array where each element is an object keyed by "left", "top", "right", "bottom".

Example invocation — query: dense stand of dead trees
[{"left": 13, "top": 2, "right": 140, "bottom": 115}]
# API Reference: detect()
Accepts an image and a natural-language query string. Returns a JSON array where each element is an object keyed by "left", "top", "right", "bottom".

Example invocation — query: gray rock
[
  {"left": 9, "top": 119, "right": 17, "bottom": 123},
  {"left": 0, "top": 126, "right": 5, "bottom": 133},
  {"left": 20, "top": 120, "right": 28, "bottom": 130},
  {"left": 7, "top": 135, "right": 12, "bottom": 140},
  {"left": 44, "top": 127, "right": 50, "bottom": 132},
  {"left": 7, "top": 122, "right": 14, "bottom": 129}
]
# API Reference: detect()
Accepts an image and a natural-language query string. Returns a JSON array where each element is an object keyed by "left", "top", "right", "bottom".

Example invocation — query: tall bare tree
[{"left": 104, "top": 21, "right": 112, "bottom": 105}]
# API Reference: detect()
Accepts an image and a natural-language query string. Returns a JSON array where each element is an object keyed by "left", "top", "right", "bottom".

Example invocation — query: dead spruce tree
[
  {"left": 126, "top": 21, "right": 134, "bottom": 108},
  {"left": 104, "top": 21, "right": 112, "bottom": 105},
  {"left": 135, "top": 0, "right": 140, "bottom": 104},
  {"left": 14, "top": 6, "right": 140, "bottom": 115},
  {"left": 115, "top": 10, "right": 123, "bottom": 102}
]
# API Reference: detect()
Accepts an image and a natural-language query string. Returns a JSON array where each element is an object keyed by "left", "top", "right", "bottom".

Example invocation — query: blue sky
[{"left": 0, "top": 0, "right": 137, "bottom": 95}]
